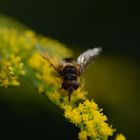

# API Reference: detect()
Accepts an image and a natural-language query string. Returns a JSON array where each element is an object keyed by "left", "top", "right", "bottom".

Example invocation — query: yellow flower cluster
[
  {"left": 64, "top": 99, "right": 114, "bottom": 140},
  {"left": 0, "top": 54, "right": 25, "bottom": 87},
  {"left": 115, "top": 134, "right": 126, "bottom": 140},
  {"left": 0, "top": 17, "right": 37, "bottom": 87},
  {"left": 0, "top": 15, "right": 126, "bottom": 140}
]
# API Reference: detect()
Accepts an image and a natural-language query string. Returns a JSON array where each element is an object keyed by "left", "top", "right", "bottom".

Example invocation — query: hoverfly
[{"left": 37, "top": 46, "right": 102, "bottom": 101}]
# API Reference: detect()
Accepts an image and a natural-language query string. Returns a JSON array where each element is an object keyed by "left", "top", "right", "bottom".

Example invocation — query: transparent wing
[
  {"left": 77, "top": 47, "right": 102, "bottom": 74},
  {"left": 36, "top": 45, "right": 58, "bottom": 71}
]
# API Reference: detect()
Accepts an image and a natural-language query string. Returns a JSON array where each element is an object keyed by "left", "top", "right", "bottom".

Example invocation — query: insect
[{"left": 37, "top": 46, "right": 102, "bottom": 101}]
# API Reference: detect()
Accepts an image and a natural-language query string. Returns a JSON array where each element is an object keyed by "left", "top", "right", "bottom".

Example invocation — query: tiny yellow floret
[
  {"left": 78, "top": 131, "right": 88, "bottom": 140},
  {"left": 115, "top": 134, "right": 126, "bottom": 140}
]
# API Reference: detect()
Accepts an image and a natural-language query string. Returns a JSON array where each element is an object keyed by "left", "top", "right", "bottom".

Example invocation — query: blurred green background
[{"left": 0, "top": 0, "right": 140, "bottom": 140}]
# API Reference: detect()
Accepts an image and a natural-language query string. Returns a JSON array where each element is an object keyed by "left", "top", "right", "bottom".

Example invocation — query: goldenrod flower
[
  {"left": 0, "top": 54, "right": 25, "bottom": 87},
  {"left": 78, "top": 131, "right": 88, "bottom": 140},
  {"left": 115, "top": 134, "right": 126, "bottom": 140},
  {"left": 64, "top": 105, "right": 82, "bottom": 124},
  {"left": 64, "top": 99, "right": 115, "bottom": 140}
]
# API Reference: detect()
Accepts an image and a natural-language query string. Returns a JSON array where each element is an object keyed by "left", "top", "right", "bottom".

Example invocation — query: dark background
[
  {"left": 0, "top": 0, "right": 140, "bottom": 59},
  {"left": 0, "top": 0, "right": 140, "bottom": 140}
]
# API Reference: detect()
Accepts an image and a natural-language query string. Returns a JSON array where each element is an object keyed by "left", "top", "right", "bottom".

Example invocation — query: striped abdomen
[{"left": 61, "top": 66, "right": 79, "bottom": 91}]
